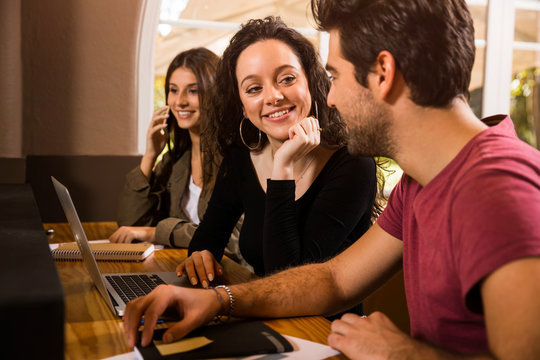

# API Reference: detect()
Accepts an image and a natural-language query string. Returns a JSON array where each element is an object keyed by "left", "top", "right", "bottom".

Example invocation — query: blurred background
[
  {"left": 150, "top": 0, "right": 540, "bottom": 193},
  {"left": 0, "top": 0, "right": 538, "bottom": 219}
]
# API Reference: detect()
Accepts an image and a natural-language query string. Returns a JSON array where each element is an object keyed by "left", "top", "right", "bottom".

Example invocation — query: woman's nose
[
  {"left": 264, "top": 85, "right": 284, "bottom": 105},
  {"left": 174, "top": 93, "right": 189, "bottom": 107}
]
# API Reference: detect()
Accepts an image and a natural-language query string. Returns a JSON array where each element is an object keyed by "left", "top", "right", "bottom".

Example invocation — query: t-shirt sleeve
[
  {"left": 376, "top": 174, "right": 407, "bottom": 241},
  {"left": 453, "top": 162, "right": 540, "bottom": 313}
]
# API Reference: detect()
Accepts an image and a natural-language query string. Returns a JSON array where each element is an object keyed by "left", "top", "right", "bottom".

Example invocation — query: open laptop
[{"left": 51, "top": 176, "right": 190, "bottom": 316}]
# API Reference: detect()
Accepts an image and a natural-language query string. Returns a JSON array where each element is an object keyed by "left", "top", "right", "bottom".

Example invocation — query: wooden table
[{"left": 45, "top": 222, "right": 346, "bottom": 360}]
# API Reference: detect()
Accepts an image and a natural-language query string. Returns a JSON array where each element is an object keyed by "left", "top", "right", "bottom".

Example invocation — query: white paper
[
  {"left": 101, "top": 351, "right": 140, "bottom": 360},
  {"left": 238, "top": 335, "right": 340, "bottom": 360}
]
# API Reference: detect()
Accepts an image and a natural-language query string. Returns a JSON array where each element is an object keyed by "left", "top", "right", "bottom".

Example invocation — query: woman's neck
[
  {"left": 267, "top": 136, "right": 285, "bottom": 156},
  {"left": 189, "top": 129, "right": 201, "bottom": 154},
  {"left": 189, "top": 129, "right": 203, "bottom": 187}
]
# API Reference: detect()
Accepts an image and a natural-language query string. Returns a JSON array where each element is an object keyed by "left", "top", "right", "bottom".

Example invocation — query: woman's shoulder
[
  {"left": 217, "top": 145, "right": 252, "bottom": 174},
  {"left": 325, "top": 146, "right": 376, "bottom": 172},
  {"left": 222, "top": 145, "right": 250, "bottom": 162}
]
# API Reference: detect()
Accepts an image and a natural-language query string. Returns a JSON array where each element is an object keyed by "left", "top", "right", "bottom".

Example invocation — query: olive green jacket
[{"left": 117, "top": 150, "right": 245, "bottom": 264}]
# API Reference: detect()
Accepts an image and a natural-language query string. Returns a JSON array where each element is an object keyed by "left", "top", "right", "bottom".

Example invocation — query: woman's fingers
[
  {"left": 182, "top": 256, "right": 199, "bottom": 286},
  {"left": 175, "top": 251, "right": 220, "bottom": 288},
  {"left": 193, "top": 251, "right": 217, "bottom": 288},
  {"left": 289, "top": 117, "right": 320, "bottom": 150},
  {"left": 176, "top": 262, "right": 186, "bottom": 277}
]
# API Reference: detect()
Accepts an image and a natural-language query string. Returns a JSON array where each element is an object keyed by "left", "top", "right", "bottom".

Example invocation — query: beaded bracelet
[
  {"left": 211, "top": 287, "right": 226, "bottom": 323},
  {"left": 215, "top": 285, "right": 235, "bottom": 317}
]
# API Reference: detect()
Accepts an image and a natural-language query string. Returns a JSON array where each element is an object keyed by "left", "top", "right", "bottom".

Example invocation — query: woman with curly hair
[{"left": 178, "top": 18, "right": 382, "bottom": 296}]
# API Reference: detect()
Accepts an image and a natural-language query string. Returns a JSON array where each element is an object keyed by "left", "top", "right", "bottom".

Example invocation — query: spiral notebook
[{"left": 51, "top": 242, "right": 154, "bottom": 261}]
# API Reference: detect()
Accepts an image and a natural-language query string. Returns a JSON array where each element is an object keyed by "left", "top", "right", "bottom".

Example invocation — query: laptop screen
[{"left": 51, "top": 176, "right": 115, "bottom": 311}]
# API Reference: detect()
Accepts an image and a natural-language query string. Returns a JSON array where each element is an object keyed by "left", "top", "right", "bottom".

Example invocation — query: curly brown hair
[
  {"left": 207, "top": 16, "right": 348, "bottom": 155},
  {"left": 206, "top": 16, "right": 386, "bottom": 220}
]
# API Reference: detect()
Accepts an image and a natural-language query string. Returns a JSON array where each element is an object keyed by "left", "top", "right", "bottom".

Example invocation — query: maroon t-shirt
[{"left": 377, "top": 115, "right": 540, "bottom": 354}]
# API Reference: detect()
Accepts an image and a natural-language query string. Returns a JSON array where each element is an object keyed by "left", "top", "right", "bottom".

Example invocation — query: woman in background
[
  {"left": 110, "top": 48, "right": 243, "bottom": 263},
  {"left": 178, "top": 18, "right": 384, "bottom": 295}
]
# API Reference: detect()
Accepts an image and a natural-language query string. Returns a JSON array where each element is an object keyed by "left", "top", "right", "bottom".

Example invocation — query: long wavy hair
[
  {"left": 163, "top": 47, "right": 220, "bottom": 188},
  {"left": 207, "top": 17, "right": 386, "bottom": 220},
  {"left": 207, "top": 17, "right": 348, "bottom": 154}
]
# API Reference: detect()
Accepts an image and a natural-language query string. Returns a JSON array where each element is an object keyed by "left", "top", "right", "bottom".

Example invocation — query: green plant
[{"left": 510, "top": 67, "right": 539, "bottom": 148}]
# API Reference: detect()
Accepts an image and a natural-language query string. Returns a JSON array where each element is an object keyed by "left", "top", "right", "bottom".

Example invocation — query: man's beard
[{"left": 344, "top": 92, "right": 396, "bottom": 159}]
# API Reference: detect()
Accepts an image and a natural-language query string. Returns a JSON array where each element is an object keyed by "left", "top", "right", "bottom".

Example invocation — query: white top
[{"left": 180, "top": 175, "right": 202, "bottom": 225}]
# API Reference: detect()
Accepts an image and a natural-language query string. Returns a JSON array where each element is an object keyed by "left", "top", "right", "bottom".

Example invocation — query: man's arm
[
  {"left": 124, "top": 223, "right": 403, "bottom": 347},
  {"left": 231, "top": 223, "right": 403, "bottom": 318},
  {"left": 327, "top": 256, "right": 540, "bottom": 360},
  {"left": 482, "top": 256, "right": 540, "bottom": 359}
]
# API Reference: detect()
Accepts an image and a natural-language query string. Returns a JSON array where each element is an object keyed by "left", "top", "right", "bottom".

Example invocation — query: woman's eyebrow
[{"left": 240, "top": 64, "right": 300, "bottom": 87}]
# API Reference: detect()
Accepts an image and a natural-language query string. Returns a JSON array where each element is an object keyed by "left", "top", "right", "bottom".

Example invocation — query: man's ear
[{"left": 373, "top": 50, "right": 397, "bottom": 100}]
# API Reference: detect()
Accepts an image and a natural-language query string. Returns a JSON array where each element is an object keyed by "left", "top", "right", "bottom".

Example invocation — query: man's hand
[
  {"left": 124, "top": 285, "right": 221, "bottom": 348},
  {"left": 328, "top": 312, "right": 411, "bottom": 359}
]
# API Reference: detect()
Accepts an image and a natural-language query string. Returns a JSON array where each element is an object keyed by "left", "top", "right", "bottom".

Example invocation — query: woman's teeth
[{"left": 267, "top": 109, "right": 290, "bottom": 118}]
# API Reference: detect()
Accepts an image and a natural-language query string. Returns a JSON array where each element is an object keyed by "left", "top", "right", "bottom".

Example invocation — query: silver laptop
[{"left": 51, "top": 176, "right": 190, "bottom": 316}]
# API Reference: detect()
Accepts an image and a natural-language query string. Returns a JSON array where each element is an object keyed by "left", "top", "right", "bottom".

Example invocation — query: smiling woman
[
  {"left": 237, "top": 39, "right": 313, "bottom": 148},
  {"left": 110, "top": 48, "right": 244, "bottom": 266},
  {"left": 178, "top": 18, "right": 383, "bottom": 319}
]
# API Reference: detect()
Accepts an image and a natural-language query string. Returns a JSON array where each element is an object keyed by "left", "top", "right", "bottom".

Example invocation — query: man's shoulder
[{"left": 463, "top": 132, "right": 540, "bottom": 182}]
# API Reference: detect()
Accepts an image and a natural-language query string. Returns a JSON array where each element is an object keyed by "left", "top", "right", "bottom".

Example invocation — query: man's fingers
[
  {"left": 140, "top": 297, "right": 171, "bottom": 347},
  {"left": 124, "top": 296, "right": 147, "bottom": 348},
  {"left": 161, "top": 317, "right": 198, "bottom": 344}
]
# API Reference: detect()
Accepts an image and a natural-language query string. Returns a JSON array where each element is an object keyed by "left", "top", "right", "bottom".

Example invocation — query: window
[
  {"left": 138, "top": 1, "right": 538, "bottom": 154},
  {"left": 511, "top": 1, "right": 540, "bottom": 147},
  {"left": 153, "top": 0, "right": 320, "bottom": 109},
  {"left": 480, "top": 0, "right": 540, "bottom": 148}
]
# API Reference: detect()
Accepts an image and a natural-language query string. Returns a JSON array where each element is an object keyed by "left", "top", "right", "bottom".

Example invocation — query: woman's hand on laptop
[
  {"left": 124, "top": 285, "right": 219, "bottom": 348},
  {"left": 176, "top": 250, "right": 223, "bottom": 289},
  {"left": 109, "top": 226, "right": 156, "bottom": 243}
]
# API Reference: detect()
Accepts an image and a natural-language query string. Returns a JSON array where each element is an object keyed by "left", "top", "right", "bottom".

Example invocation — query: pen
[
  {"left": 121, "top": 317, "right": 164, "bottom": 325},
  {"left": 141, "top": 318, "right": 164, "bottom": 325}
]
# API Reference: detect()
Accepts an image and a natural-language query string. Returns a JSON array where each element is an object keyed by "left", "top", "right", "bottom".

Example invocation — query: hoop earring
[
  {"left": 312, "top": 101, "right": 319, "bottom": 119},
  {"left": 239, "top": 117, "right": 262, "bottom": 151}
]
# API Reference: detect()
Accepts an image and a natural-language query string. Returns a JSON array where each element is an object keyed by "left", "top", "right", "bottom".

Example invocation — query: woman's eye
[
  {"left": 188, "top": 88, "right": 198, "bottom": 95},
  {"left": 328, "top": 75, "right": 335, "bottom": 82},
  {"left": 246, "top": 86, "right": 262, "bottom": 94},
  {"left": 280, "top": 75, "right": 296, "bottom": 84},
  {"left": 169, "top": 88, "right": 178, "bottom": 94}
]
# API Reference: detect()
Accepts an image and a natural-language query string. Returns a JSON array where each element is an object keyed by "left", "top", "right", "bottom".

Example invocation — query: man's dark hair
[{"left": 312, "top": 0, "right": 476, "bottom": 107}]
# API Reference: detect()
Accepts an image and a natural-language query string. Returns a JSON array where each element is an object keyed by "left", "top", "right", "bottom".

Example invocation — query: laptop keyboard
[{"left": 105, "top": 274, "right": 166, "bottom": 304}]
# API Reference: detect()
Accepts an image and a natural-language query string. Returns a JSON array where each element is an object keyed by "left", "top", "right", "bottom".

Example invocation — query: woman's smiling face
[
  {"left": 236, "top": 39, "right": 312, "bottom": 143},
  {"left": 167, "top": 67, "right": 201, "bottom": 133}
]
